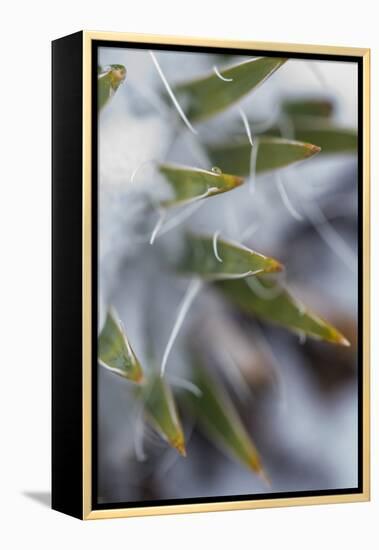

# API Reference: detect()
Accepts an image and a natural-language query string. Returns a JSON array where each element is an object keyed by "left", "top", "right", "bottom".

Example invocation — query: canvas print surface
[{"left": 96, "top": 45, "right": 360, "bottom": 507}]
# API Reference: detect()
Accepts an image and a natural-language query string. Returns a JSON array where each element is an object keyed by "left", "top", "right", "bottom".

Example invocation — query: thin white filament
[
  {"left": 248, "top": 139, "right": 259, "bottom": 196},
  {"left": 298, "top": 331, "right": 307, "bottom": 345},
  {"left": 277, "top": 113, "right": 295, "bottom": 140},
  {"left": 207, "top": 269, "right": 259, "bottom": 281},
  {"left": 130, "top": 159, "right": 156, "bottom": 186},
  {"left": 144, "top": 428, "right": 167, "bottom": 448},
  {"left": 215, "top": 235, "right": 267, "bottom": 256},
  {"left": 289, "top": 289, "right": 306, "bottom": 316},
  {"left": 276, "top": 173, "right": 304, "bottom": 221},
  {"left": 181, "top": 129, "right": 211, "bottom": 166},
  {"left": 246, "top": 276, "right": 284, "bottom": 300},
  {"left": 161, "top": 184, "right": 218, "bottom": 213},
  {"left": 134, "top": 199, "right": 206, "bottom": 245},
  {"left": 113, "top": 313, "right": 135, "bottom": 357},
  {"left": 168, "top": 376, "right": 202, "bottom": 397},
  {"left": 149, "top": 50, "right": 198, "bottom": 135},
  {"left": 213, "top": 65, "right": 233, "bottom": 82},
  {"left": 249, "top": 105, "right": 280, "bottom": 134},
  {"left": 307, "top": 61, "right": 328, "bottom": 89},
  {"left": 241, "top": 222, "right": 260, "bottom": 242},
  {"left": 238, "top": 107, "right": 258, "bottom": 196},
  {"left": 216, "top": 348, "right": 251, "bottom": 402},
  {"left": 303, "top": 200, "right": 357, "bottom": 273},
  {"left": 150, "top": 210, "right": 166, "bottom": 245},
  {"left": 158, "top": 201, "right": 205, "bottom": 237},
  {"left": 174, "top": 186, "right": 218, "bottom": 207},
  {"left": 238, "top": 107, "right": 254, "bottom": 147},
  {"left": 252, "top": 324, "right": 288, "bottom": 413},
  {"left": 160, "top": 278, "right": 203, "bottom": 377},
  {"left": 98, "top": 359, "right": 127, "bottom": 379},
  {"left": 212, "top": 231, "right": 223, "bottom": 263}
]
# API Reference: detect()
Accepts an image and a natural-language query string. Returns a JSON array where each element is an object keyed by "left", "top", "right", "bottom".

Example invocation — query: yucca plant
[{"left": 97, "top": 56, "right": 356, "bottom": 491}]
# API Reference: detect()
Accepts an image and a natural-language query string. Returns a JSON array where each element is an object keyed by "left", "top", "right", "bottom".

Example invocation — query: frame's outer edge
[
  {"left": 52, "top": 30, "right": 84, "bottom": 519},
  {"left": 82, "top": 31, "right": 93, "bottom": 520},
  {"left": 77, "top": 31, "right": 370, "bottom": 520},
  {"left": 83, "top": 30, "right": 369, "bottom": 57},
  {"left": 362, "top": 49, "right": 371, "bottom": 501}
]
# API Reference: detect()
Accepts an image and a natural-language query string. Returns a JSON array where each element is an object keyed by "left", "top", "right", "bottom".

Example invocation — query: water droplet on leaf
[{"left": 211, "top": 166, "right": 222, "bottom": 174}]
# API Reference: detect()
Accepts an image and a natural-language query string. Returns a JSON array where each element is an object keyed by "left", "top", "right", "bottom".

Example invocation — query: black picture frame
[{"left": 52, "top": 31, "right": 370, "bottom": 520}]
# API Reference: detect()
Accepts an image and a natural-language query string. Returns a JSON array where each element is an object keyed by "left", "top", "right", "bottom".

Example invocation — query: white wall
[{"left": 0, "top": 1, "right": 377, "bottom": 548}]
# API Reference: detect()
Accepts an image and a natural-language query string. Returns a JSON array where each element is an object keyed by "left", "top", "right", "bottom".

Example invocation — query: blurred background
[{"left": 97, "top": 46, "right": 358, "bottom": 504}]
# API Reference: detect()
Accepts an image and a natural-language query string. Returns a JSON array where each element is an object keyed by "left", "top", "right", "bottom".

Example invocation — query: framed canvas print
[{"left": 52, "top": 31, "right": 370, "bottom": 520}]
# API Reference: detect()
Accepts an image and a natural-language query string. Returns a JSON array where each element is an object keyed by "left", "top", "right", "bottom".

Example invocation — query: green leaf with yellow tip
[
  {"left": 174, "top": 57, "right": 287, "bottom": 122},
  {"left": 292, "top": 126, "right": 357, "bottom": 154},
  {"left": 98, "top": 64, "right": 127, "bottom": 111},
  {"left": 216, "top": 277, "right": 350, "bottom": 346},
  {"left": 187, "top": 359, "right": 266, "bottom": 479},
  {"left": 176, "top": 233, "right": 283, "bottom": 281},
  {"left": 207, "top": 137, "right": 321, "bottom": 177},
  {"left": 141, "top": 372, "right": 186, "bottom": 456},
  {"left": 262, "top": 123, "right": 356, "bottom": 156},
  {"left": 98, "top": 310, "right": 144, "bottom": 382},
  {"left": 158, "top": 163, "right": 244, "bottom": 208}
]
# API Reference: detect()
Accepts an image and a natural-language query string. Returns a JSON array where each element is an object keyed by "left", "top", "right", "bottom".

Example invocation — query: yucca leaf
[
  {"left": 261, "top": 123, "right": 357, "bottom": 154},
  {"left": 176, "top": 233, "right": 283, "bottom": 280},
  {"left": 98, "top": 310, "right": 143, "bottom": 382},
  {"left": 174, "top": 57, "right": 287, "bottom": 122},
  {"left": 159, "top": 163, "right": 243, "bottom": 207},
  {"left": 207, "top": 137, "right": 320, "bottom": 177},
  {"left": 188, "top": 360, "right": 266, "bottom": 478},
  {"left": 282, "top": 98, "right": 334, "bottom": 119},
  {"left": 141, "top": 372, "right": 186, "bottom": 456},
  {"left": 98, "top": 64, "right": 127, "bottom": 111},
  {"left": 292, "top": 126, "right": 357, "bottom": 154},
  {"left": 216, "top": 277, "right": 350, "bottom": 346}
]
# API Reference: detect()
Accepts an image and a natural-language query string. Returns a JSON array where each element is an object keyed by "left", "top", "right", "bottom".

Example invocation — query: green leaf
[
  {"left": 207, "top": 137, "right": 320, "bottom": 177},
  {"left": 159, "top": 163, "right": 244, "bottom": 207},
  {"left": 98, "top": 310, "right": 144, "bottom": 382},
  {"left": 141, "top": 372, "right": 186, "bottom": 456},
  {"left": 282, "top": 98, "right": 334, "bottom": 119},
  {"left": 262, "top": 122, "right": 357, "bottom": 154},
  {"left": 176, "top": 233, "right": 283, "bottom": 280},
  {"left": 216, "top": 277, "right": 350, "bottom": 346},
  {"left": 187, "top": 359, "right": 266, "bottom": 478},
  {"left": 293, "top": 126, "right": 357, "bottom": 154},
  {"left": 174, "top": 57, "right": 287, "bottom": 122},
  {"left": 98, "top": 64, "right": 126, "bottom": 111}
]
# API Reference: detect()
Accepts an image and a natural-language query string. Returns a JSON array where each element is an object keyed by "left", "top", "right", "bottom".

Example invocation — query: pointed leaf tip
[
  {"left": 305, "top": 143, "right": 322, "bottom": 156},
  {"left": 187, "top": 360, "right": 264, "bottom": 475},
  {"left": 174, "top": 439, "right": 187, "bottom": 457},
  {"left": 328, "top": 329, "right": 351, "bottom": 347},
  {"left": 216, "top": 278, "right": 350, "bottom": 346},
  {"left": 98, "top": 64, "right": 127, "bottom": 112},
  {"left": 158, "top": 163, "right": 244, "bottom": 208},
  {"left": 176, "top": 233, "right": 283, "bottom": 281},
  {"left": 98, "top": 310, "right": 144, "bottom": 382},
  {"left": 207, "top": 137, "right": 321, "bottom": 177},
  {"left": 142, "top": 373, "right": 186, "bottom": 456},
  {"left": 258, "top": 468, "right": 272, "bottom": 488}
]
